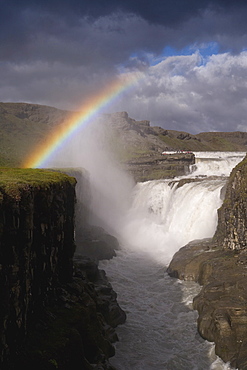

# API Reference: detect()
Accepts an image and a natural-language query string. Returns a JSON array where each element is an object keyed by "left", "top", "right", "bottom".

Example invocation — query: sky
[{"left": 1, "top": 0, "right": 247, "bottom": 133}]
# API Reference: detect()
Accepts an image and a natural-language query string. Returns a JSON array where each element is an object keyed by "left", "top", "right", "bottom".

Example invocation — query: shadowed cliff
[{"left": 0, "top": 168, "right": 125, "bottom": 370}]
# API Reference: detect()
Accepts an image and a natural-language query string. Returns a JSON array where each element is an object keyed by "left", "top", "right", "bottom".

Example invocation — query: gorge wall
[
  {"left": 124, "top": 152, "right": 195, "bottom": 182},
  {"left": 0, "top": 168, "right": 125, "bottom": 370},
  {"left": 214, "top": 155, "right": 247, "bottom": 250},
  {"left": 167, "top": 154, "right": 247, "bottom": 369}
]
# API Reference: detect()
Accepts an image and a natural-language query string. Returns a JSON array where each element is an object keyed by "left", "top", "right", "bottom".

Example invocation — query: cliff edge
[
  {"left": 167, "top": 155, "right": 247, "bottom": 369},
  {"left": 0, "top": 168, "right": 125, "bottom": 370}
]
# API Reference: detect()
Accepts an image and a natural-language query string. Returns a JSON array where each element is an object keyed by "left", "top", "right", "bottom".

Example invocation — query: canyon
[
  {"left": 167, "top": 154, "right": 247, "bottom": 369},
  {"left": 0, "top": 102, "right": 247, "bottom": 368}
]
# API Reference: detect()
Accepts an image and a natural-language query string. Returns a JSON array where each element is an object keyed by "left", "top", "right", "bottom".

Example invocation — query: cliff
[
  {"left": 167, "top": 155, "right": 247, "bottom": 369},
  {"left": 101, "top": 112, "right": 195, "bottom": 181},
  {"left": 0, "top": 168, "right": 125, "bottom": 369},
  {"left": 123, "top": 152, "right": 195, "bottom": 182},
  {"left": 214, "top": 155, "right": 247, "bottom": 250},
  {"left": 0, "top": 102, "right": 246, "bottom": 169}
]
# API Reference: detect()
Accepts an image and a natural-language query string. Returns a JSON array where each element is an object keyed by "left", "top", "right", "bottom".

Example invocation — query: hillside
[
  {"left": 100, "top": 112, "right": 247, "bottom": 162},
  {"left": 0, "top": 102, "right": 71, "bottom": 166},
  {"left": 0, "top": 102, "right": 246, "bottom": 168}
]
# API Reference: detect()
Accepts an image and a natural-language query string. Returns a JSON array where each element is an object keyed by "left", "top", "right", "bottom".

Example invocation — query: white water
[
  {"left": 99, "top": 151, "right": 245, "bottom": 370},
  {"left": 46, "top": 129, "right": 245, "bottom": 369},
  {"left": 190, "top": 152, "right": 246, "bottom": 177}
]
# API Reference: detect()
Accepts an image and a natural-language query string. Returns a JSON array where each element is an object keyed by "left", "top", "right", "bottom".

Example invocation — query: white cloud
[
  {"left": 113, "top": 51, "right": 247, "bottom": 133},
  {"left": 2, "top": 2, "right": 247, "bottom": 134}
]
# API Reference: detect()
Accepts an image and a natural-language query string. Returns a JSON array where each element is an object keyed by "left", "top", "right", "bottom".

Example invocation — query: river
[{"left": 98, "top": 152, "right": 245, "bottom": 370}]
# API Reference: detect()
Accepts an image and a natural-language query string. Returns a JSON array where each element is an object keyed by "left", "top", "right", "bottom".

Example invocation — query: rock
[
  {"left": 0, "top": 169, "right": 125, "bottom": 370},
  {"left": 214, "top": 156, "right": 247, "bottom": 251},
  {"left": 125, "top": 153, "right": 195, "bottom": 182},
  {"left": 0, "top": 169, "right": 76, "bottom": 366},
  {"left": 167, "top": 240, "right": 247, "bottom": 369},
  {"left": 76, "top": 225, "right": 120, "bottom": 262},
  {"left": 167, "top": 155, "right": 247, "bottom": 369},
  {"left": 166, "top": 238, "right": 218, "bottom": 282},
  {"left": 3, "top": 256, "right": 125, "bottom": 370}
]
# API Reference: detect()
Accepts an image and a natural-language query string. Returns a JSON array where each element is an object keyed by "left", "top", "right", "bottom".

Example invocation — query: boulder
[
  {"left": 76, "top": 225, "right": 120, "bottom": 262},
  {"left": 167, "top": 239, "right": 247, "bottom": 369}
]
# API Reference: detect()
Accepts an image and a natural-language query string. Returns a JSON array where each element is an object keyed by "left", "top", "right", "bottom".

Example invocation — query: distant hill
[
  {"left": 0, "top": 102, "right": 246, "bottom": 167},
  {"left": 101, "top": 111, "right": 247, "bottom": 161},
  {"left": 0, "top": 102, "right": 71, "bottom": 166}
]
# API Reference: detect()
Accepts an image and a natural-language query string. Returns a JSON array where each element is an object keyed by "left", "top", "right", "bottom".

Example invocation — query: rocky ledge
[
  {"left": 167, "top": 240, "right": 247, "bottom": 369},
  {"left": 125, "top": 153, "right": 195, "bottom": 182},
  {"left": 167, "top": 154, "right": 247, "bottom": 369}
]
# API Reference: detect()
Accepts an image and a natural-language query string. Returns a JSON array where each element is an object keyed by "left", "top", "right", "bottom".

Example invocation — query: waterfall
[
  {"left": 190, "top": 151, "right": 246, "bottom": 177},
  {"left": 99, "top": 151, "right": 245, "bottom": 370},
  {"left": 118, "top": 177, "right": 225, "bottom": 263},
  {"left": 46, "top": 122, "right": 245, "bottom": 369},
  {"left": 113, "top": 151, "right": 245, "bottom": 263}
]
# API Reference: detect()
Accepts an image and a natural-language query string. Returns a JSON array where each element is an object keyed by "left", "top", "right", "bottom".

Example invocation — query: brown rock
[
  {"left": 167, "top": 241, "right": 247, "bottom": 369},
  {"left": 167, "top": 155, "right": 247, "bottom": 369}
]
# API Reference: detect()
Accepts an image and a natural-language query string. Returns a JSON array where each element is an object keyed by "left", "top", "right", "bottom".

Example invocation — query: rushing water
[
  {"left": 99, "top": 152, "right": 245, "bottom": 370},
  {"left": 47, "top": 132, "right": 245, "bottom": 369}
]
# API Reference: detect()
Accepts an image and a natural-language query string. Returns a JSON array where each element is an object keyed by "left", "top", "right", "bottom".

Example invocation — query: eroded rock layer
[{"left": 167, "top": 155, "right": 247, "bottom": 369}]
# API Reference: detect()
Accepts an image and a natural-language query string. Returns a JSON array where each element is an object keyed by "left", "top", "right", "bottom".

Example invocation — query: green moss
[{"left": 0, "top": 168, "right": 76, "bottom": 199}]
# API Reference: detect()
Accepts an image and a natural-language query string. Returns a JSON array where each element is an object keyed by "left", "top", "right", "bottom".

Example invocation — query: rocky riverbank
[{"left": 167, "top": 154, "right": 247, "bottom": 369}]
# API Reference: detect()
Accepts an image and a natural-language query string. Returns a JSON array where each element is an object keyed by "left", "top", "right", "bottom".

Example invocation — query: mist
[
  {"left": 42, "top": 118, "right": 241, "bottom": 263},
  {"left": 44, "top": 116, "right": 135, "bottom": 235}
]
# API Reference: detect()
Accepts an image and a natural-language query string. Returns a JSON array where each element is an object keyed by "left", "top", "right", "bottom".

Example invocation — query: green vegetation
[
  {"left": 196, "top": 131, "right": 247, "bottom": 152},
  {"left": 158, "top": 131, "right": 247, "bottom": 152},
  {"left": 0, "top": 168, "right": 76, "bottom": 200},
  {"left": 0, "top": 102, "right": 246, "bottom": 169},
  {"left": 120, "top": 149, "right": 153, "bottom": 161},
  {"left": 0, "top": 102, "right": 70, "bottom": 167},
  {"left": 158, "top": 133, "right": 210, "bottom": 151},
  {"left": 137, "top": 168, "right": 179, "bottom": 182}
]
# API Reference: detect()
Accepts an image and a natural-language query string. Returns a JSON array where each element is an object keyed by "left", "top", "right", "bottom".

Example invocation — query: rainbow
[{"left": 23, "top": 74, "right": 140, "bottom": 168}]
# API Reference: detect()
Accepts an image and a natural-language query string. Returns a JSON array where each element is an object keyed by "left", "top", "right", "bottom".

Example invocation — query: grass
[
  {"left": 136, "top": 168, "right": 179, "bottom": 182},
  {"left": 0, "top": 168, "right": 76, "bottom": 200},
  {"left": 0, "top": 102, "right": 246, "bottom": 169}
]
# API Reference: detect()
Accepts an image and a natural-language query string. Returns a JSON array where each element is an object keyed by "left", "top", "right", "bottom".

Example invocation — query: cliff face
[
  {"left": 0, "top": 169, "right": 76, "bottom": 364},
  {"left": 167, "top": 155, "right": 247, "bottom": 369},
  {"left": 214, "top": 155, "right": 247, "bottom": 250},
  {"left": 0, "top": 168, "right": 125, "bottom": 369},
  {"left": 124, "top": 152, "right": 195, "bottom": 182}
]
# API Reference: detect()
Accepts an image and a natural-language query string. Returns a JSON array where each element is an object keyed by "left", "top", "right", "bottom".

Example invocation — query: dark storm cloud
[
  {"left": 3, "top": 0, "right": 247, "bottom": 50},
  {"left": 2, "top": 0, "right": 247, "bottom": 66},
  {"left": 4, "top": 0, "right": 247, "bottom": 25},
  {"left": 1, "top": 0, "right": 247, "bottom": 132}
]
